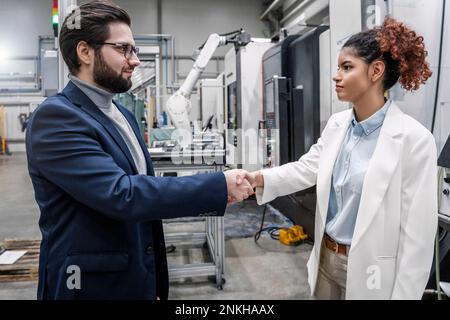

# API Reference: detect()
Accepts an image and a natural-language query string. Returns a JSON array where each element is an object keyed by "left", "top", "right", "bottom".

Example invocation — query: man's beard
[{"left": 93, "top": 51, "right": 133, "bottom": 93}]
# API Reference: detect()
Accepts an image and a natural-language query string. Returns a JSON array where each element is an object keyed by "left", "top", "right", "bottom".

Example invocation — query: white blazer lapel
[
  {"left": 316, "top": 111, "right": 352, "bottom": 227},
  {"left": 350, "top": 102, "right": 403, "bottom": 251}
]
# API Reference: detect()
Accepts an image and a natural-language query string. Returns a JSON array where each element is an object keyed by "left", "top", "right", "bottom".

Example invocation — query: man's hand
[
  {"left": 242, "top": 171, "right": 263, "bottom": 188},
  {"left": 224, "top": 169, "right": 254, "bottom": 203}
]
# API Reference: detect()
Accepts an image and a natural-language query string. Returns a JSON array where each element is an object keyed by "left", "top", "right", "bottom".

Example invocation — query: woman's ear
[{"left": 370, "top": 60, "right": 386, "bottom": 83}]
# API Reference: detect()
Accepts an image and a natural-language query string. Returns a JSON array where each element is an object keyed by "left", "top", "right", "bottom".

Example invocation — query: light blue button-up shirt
[{"left": 325, "top": 99, "right": 391, "bottom": 245}]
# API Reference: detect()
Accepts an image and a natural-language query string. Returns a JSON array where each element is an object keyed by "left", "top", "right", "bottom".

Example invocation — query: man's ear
[
  {"left": 76, "top": 41, "right": 94, "bottom": 67},
  {"left": 370, "top": 60, "right": 386, "bottom": 83}
]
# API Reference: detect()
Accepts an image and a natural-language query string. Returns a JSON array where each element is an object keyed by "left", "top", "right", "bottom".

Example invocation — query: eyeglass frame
[{"left": 95, "top": 42, "right": 139, "bottom": 59}]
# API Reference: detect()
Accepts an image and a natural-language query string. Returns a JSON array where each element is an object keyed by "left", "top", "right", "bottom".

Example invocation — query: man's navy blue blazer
[{"left": 25, "top": 81, "right": 227, "bottom": 300}]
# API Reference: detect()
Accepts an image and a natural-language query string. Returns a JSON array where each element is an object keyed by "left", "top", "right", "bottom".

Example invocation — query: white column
[{"left": 57, "top": 0, "right": 78, "bottom": 91}]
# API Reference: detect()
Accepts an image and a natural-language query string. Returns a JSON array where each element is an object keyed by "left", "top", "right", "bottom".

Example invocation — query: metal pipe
[
  {"left": 134, "top": 34, "right": 173, "bottom": 39},
  {"left": 39, "top": 35, "right": 55, "bottom": 41},
  {"left": 155, "top": 54, "right": 161, "bottom": 123},
  {"left": 165, "top": 39, "right": 169, "bottom": 89},
  {"left": 2, "top": 139, "right": 25, "bottom": 143},
  {"left": 172, "top": 36, "right": 175, "bottom": 86},
  {"left": 3, "top": 56, "right": 38, "bottom": 61},
  {"left": 0, "top": 75, "right": 37, "bottom": 82},
  {"left": 436, "top": 227, "right": 442, "bottom": 300},
  {"left": 260, "top": 0, "right": 284, "bottom": 20},
  {"left": 280, "top": 0, "right": 311, "bottom": 24},
  {"left": 385, "top": 0, "right": 394, "bottom": 15},
  {"left": 157, "top": 0, "right": 162, "bottom": 34},
  {"left": 0, "top": 88, "right": 41, "bottom": 94},
  {"left": 0, "top": 102, "right": 39, "bottom": 107},
  {"left": 0, "top": 106, "right": 5, "bottom": 154},
  {"left": 148, "top": 87, "right": 154, "bottom": 131},
  {"left": 160, "top": 55, "right": 224, "bottom": 61},
  {"left": 38, "top": 38, "right": 42, "bottom": 92}
]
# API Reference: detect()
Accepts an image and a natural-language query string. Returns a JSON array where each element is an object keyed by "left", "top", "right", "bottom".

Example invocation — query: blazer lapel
[
  {"left": 316, "top": 110, "right": 352, "bottom": 227},
  {"left": 350, "top": 102, "right": 403, "bottom": 251},
  {"left": 61, "top": 82, "right": 139, "bottom": 174},
  {"left": 115, "top": 102, "right": 155, "bottom": 175}
]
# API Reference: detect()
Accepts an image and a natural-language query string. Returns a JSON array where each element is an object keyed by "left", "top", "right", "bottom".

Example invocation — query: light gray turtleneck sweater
[{"left": 69, "top": 74, "right": 147, "bottom": 175}]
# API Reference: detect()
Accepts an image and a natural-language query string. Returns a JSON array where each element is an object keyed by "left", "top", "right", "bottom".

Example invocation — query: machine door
[{"left": 263, "top": 76, "right": 290, "bottom": 168}]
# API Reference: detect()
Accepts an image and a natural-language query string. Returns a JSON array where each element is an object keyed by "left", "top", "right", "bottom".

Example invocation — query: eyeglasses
[{"left": 97, "top": 42, "right": 139, "bottom": 59}]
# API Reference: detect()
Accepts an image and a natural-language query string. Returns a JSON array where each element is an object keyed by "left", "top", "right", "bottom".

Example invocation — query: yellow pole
[{"left": 0, "top": 105, "right": 5, "bottom": 154}]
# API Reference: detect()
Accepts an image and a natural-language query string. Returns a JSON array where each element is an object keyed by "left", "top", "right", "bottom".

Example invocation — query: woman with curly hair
[{"left": 246, "top": 17, "right": 437, "bottom": 299}]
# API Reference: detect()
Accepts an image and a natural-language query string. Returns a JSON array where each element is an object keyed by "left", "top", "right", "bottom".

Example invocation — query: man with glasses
[{"left": 25, "top": 1, "right": 253, "bottom": 300}]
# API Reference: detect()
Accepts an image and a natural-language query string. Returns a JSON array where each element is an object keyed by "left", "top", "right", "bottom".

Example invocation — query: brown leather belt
[{"left": 324, "top": 233, "right": 349, "bottom": 256}]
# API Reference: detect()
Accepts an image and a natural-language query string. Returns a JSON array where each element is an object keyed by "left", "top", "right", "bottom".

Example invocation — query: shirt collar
[
  {"left": 351, "top": 99, "right": 391, "bottom": 136},
  {"left": 68, "top": 74, "right": 115, "bottom": 109}
]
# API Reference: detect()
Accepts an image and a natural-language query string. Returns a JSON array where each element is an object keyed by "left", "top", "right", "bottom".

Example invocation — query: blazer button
[{"left": 146, "top": 245, "right": 153, "bottom": 254}]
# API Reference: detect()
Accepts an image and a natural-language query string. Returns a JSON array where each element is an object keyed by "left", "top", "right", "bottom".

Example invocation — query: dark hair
[
  {"left": 342, "top": 16, "right": 432, "bottom": 91},
  {"left": 59, "top": 0, "right": 131, "bottom": 74}
]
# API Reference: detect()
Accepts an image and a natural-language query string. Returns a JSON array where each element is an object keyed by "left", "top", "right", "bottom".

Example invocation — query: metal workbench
[{"left": 150, "top": 148, "right": 227, "bottom": 289}]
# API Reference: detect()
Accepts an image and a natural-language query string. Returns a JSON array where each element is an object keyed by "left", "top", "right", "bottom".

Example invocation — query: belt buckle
[
  {"left": 333, "top": 242, "right": 339, "bottom": 253},
  {"left": 326, "top": 235, "right": 339, "bottom": 253}
]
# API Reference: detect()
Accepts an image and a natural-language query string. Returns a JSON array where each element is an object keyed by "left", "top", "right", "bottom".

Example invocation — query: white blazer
[{"left": 256, "top": 102, "right": 438, "bottom": 299}]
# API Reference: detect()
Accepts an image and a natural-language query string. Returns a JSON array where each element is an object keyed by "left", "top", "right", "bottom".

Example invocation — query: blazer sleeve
[
  {"left": 255, "top": 117, "right": 332, "bottom": 205},
  {"left": 391, "top": 133, "right": 438, "bottom": 299},
  {"left": 27, "top": 100, "right": 227, "bottom": 222}
]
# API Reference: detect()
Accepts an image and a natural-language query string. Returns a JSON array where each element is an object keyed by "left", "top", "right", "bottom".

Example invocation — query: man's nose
[{"left": 129, "top": 53, "right": 140, "bottom": 67}]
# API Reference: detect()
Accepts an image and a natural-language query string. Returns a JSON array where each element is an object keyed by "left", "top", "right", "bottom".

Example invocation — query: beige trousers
[{"left": 314, "top": 240, "right": 348, "bottom": 300}]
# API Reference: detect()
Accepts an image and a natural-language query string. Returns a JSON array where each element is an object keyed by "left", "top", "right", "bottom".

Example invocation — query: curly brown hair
[{"left": 343, "top": 16, "right": 432, "bottom": 92}]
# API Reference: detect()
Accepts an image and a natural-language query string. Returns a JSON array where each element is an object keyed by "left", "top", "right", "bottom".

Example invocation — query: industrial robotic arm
[{"left": 165, "top": 30, "right": 250, "bottom": 148}]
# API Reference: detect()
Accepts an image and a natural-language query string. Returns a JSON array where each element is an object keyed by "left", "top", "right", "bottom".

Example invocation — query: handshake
[{"left": 223, "top": 169, "right": 264, "bottom": 204}]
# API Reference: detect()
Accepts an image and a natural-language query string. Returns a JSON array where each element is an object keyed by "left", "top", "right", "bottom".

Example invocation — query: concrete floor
[{"left": 0, "top": 153, "right": 313, "bottom": 300}]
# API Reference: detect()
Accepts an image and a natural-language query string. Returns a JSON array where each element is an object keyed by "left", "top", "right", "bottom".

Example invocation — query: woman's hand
[{"left": 244, "top": 171, "right": 264, "bottom": 188}]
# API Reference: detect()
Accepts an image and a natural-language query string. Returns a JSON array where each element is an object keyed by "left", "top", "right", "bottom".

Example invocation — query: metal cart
[{"left": 150, "top": 149, "right": 226, "bottom": 289}]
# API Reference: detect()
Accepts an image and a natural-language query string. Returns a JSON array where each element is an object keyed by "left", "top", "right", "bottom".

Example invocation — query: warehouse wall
[
  {"left": 0, "top": 0, "right": 266, "bottom": 59},
  {"left": 74, "top": 0, "right": 267, "bottom": 83},
  {"left": 0, "top": 0, "right": 267, "bottom": 74},
  {"left": 115, "top": 0, "right": 267, "bottom": 56},
  {"left": 0, "top": 0, "right": 52, "bottom": 74},
  {"left": 390, "top": 0, "right": 450, "bottom": 152},
  {"left": 113, "top": 0, "right": 268, "bottom": 90},
  {"left": 0, "top": 0, "right": 268, "bottom": 152}
]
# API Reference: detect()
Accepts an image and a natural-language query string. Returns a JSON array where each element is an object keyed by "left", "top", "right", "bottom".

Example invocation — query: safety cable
[
  {"left": 431, "top": 0, "right": 446, "bottom": 134},
  {"left": 254, "top": 204, "right": 313, "bottom": 245},
  {"left": 254, "top": 204, "right": 289, "bottom": 243}
]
